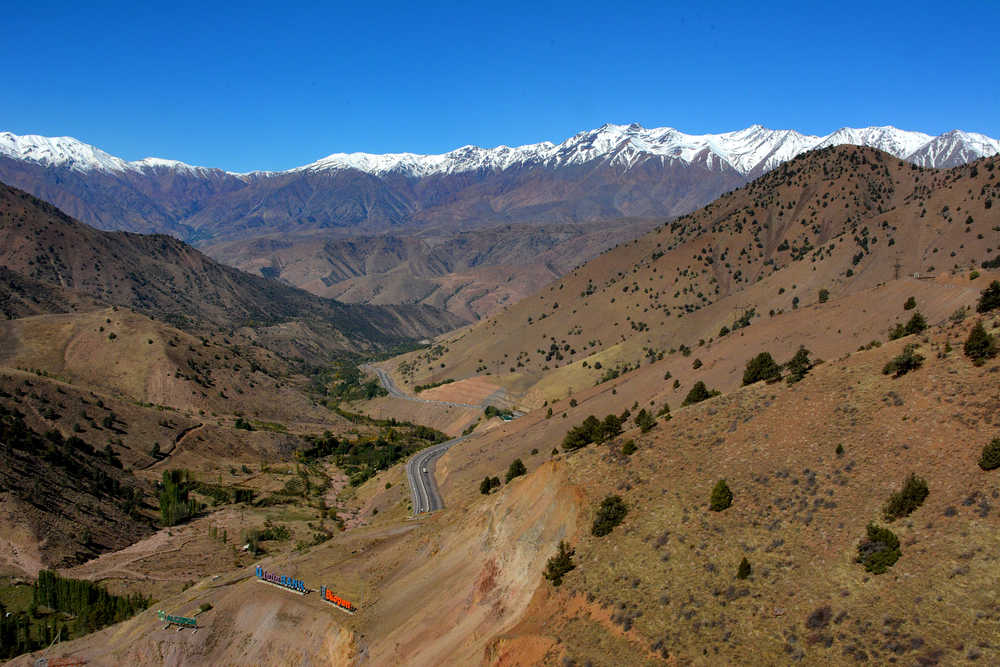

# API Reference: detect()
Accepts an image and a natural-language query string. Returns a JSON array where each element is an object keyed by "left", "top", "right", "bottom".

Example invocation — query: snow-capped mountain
[
  {"left": 905, "top": 130, "right": 1000, "bottom": 169},
  {"left": 292, "top": 123, "right": 996, "bottom": 178},
  {"left": 0, "top": 132, "right": 226, "bottom": 176},
  {"left": 0, "top": 123, "right": 996, "bottom": 243},
  {"left": 3, "top": 124, "right": 997, "bottom": 181}
]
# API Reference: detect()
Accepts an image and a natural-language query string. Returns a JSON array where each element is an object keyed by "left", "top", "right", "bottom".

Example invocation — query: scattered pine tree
[
  {"left": 505, "top": 458, "right": 527, "bottom": 483},
  {"left": 709, "top": 480, "right": 733, "bottom": 511},
  {"left": 856, "top": 523, "right": 901, "bottom": 574},
  {"left": 742, "top": 352, "right": 782, "bottom": 385},
  {"left": 883, "top": 473, "right": 929, "bottom": 521},
  {"left": 682, "top": 381, "right": 720, "bottom": 406},
  {"left": 979, "top": 437, "right": 1000, "bottom": 471},
  {"left": 976, "top": 280, "right": 1000, "bottom": 313},
  {"left": 543, "top": 541, "right": 576, "bottom": 586},
  {"left": 592, "top": 495, "right": 628, "bottom": 536},
  {"left": 964, "top": 320, "right": 997, "bottom": 366}
]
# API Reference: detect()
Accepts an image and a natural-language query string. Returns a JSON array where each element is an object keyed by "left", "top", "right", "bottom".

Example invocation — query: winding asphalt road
[
  {"left": 365, "top": 365, "right": 483, "bottom": 515},
  {"left": 405, "top": 434, "right": 469, "bottom": 514}
]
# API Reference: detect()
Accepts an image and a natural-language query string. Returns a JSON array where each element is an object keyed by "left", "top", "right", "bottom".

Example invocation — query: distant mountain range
[{"left": 1, "top": 124, "right": 997, "bottom": 244}]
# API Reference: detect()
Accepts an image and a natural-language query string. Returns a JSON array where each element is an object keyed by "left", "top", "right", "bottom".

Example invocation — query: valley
[{"left": 1, "top": 146, "right": 999, "bottom": 666}]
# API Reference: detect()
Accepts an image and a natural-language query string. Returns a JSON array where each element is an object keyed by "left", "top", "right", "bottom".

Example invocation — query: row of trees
[
  {"left": 158, "top": 469, "right": 200, "bottom": 526},
  {"left": 33, "top": 570, "right": 150, "bottom": 631}
]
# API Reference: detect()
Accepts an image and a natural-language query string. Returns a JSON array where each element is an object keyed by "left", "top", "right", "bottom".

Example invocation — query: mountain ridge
[{"left": 3, "top": 123, "right": 998, "bottom": 179}]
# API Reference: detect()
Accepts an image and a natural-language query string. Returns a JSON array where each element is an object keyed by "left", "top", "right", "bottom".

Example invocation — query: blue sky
[{"left": 3, "top": 0, "right": 997, "bottom": 172}]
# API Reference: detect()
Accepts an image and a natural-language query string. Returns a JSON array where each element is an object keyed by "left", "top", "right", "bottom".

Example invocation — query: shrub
[
  {"left": 505, "top": 459, "right": 526, "bottom": 483},
  {"left": 480, "top": 476, "right": 501, "bottom": 494},
  {"left": 818, "top": 288, "right": 829, "bottom": 303},
  {"left": 742, "top": 352, "right": 782, "bottom": 385},
  {"left": 976, "top": 280, "right": 1000, "bottom": 313},
  {"left": 543, "top": 541, "right": 576, "bottom": 586},
  {"left": 979, "top": 438, "right": 1000, "bottom": 471},
  {"left": 785, "top": 346, "right": 813, "bottom": 384},
  {"left": 736, "top": 557, "right": 751, "bottom": 579},
  {"left": 634, "top": 409, "right": 656, "bottom": 433},
  {"left": 682, "top": 381, "right": 720, "bottom": 406},
  {"left": 198, "top": 602, "right": 213, "bottom": 613},
  {"left": 903, "top": 296, "right": 916, "bottom": 310},
  {"left": 856, "top": 523, "right": 901, "bottom": 574},
  {"left": 964, "top": 320, "right": 997, "bottom": 365},
  {"left": 882, "top": 344, "right": 924, "bottom": 377},
  {"left": 592, "top": 495, "right": 628, "bottom": 536},
  {"left": 883, "top": 473, "right": 929, "bottom": 521},
  {"left": 622, "top": 440, "right": 637, "bottom": 455},
  {"left": 709, "top": 480, "right": 733, "bottom": 511}
]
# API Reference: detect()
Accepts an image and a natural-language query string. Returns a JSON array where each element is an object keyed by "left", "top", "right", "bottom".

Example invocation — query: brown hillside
[
  {"left": 0, "top": 181, "right": 465, "bottom": 360},
  {"left": 394, "top": 147, "right": 1000, "bottom": 401},
  {"left": 18, "top": 311, "right": 1000, "bottom": 665}
]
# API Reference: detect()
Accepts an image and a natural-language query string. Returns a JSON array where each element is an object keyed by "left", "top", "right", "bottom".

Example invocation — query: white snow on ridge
[
  {"left": 0, "top": 132, "right": 232, "bottom": 176},
  {"left": 813, "top": 126, "right": 933, "bottom": 160},
  {"left": 3, "top": 124, "right": 998, "bottom": 179},
  {"left": 252, "top": 122, "right": 1000, "bottom": 177},
  {"left": 0, "top": 132, "right": 131, "bottom": 173},
  {"left": 906, "top": 130, "right": 1000, "bottom": 168}
]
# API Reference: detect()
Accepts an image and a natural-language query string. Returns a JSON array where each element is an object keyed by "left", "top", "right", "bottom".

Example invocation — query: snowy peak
[
  {"left": 0, "top": 132, "right": 229, "bottom": 176},
  {"left": 0, "top": 132, "right": 130, "bottom": 173},
  {"left": 905, "top": 130, "right": 1000, "bottom": 169},
  {"left": 814, "top": 126, "right": 933, "bottom": 159}
]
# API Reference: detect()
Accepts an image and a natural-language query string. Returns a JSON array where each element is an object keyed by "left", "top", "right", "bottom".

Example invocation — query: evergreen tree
[
  {"left": 710, "top": 480, "right": 733, "bottom": 511},
  {"left": 904, "top": 311, "right": 928, "bottom": 335},
  {"left": 543, "top": 541, "right": 576, "bottom": 586},
  {"left": 978, "top": 438, "right": 1000, "bottom": 471},
  {"left": 742, "top": 352, "right": 782, "bottom": 385},
  {"left": 682, "top": 381, "right": 720, "bottom": 406},
  {"left": 964, "top": 320, "right": 997, "bottom": 365},
  {"left": 882, "top": 344, "right": 924, "bottom": 377},
  {"left": 856, "top": 523, "right": 901, "bottom": 574},
  {"left": 158, "top": 469, "right": 198, "bottom": 526},
  {"left": 634, "top": 409, "right": 656, "bottom": 433},
  {"left": 505, "top": 458, "right": 527, "bottom": 482},
  {"left": 785, "top": 346, "right": 813, "bottom": 384},
  {"left": 591, "top": 495, "right": 628, "bottom": 536},
  {"left": 737, "top": 557, "right": 752, "bottom": 579},
  {"left": 976, "top": 280, "right": 1000, "bottom": 313},
  {"left": 883, "top": 473, "right": 929, "bottom": 521}
]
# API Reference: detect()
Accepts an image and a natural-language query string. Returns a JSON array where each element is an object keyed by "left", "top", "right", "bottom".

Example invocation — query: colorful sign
[
  {"left": 157, "top": 610, "right": 197, "bottom": 628},
  {"left": 320, "top": 585, "right": 356, "bottom": 612},
  {"left": 255, "top": 565, "right": 307, "bottom": 593}
]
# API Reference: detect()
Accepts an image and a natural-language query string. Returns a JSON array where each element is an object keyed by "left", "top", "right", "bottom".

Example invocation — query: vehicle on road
[{"left": 422, "top": 467, "right": 428, "bottom": 473}]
